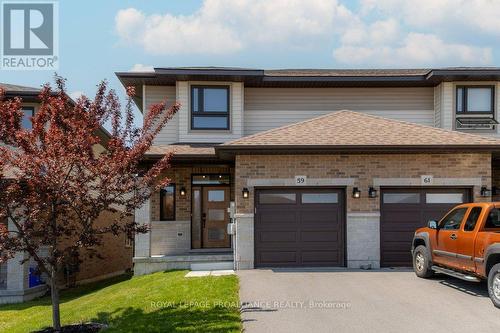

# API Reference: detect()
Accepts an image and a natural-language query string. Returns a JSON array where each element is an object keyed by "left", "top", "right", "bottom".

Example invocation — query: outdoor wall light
[
  {"left": 368, "top": 187, "right": 378, "bottom": 198},
  {"left": 179, "top": 187, "right": 186, "bottom": 196},
  {"left": 480, "top": 186, "right": 491, "bottom": 197},
  {"left": 352, "top": 187, "right": 361, "bottom": 199},
  {"left": 242, "top": 188, "right": 250, "bottom": 199}
]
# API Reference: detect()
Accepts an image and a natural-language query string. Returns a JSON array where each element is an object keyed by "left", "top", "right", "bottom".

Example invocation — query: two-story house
[
  {"left": 0, "top": 83, "right": 134, "bottom": 304},
  {"left": 116, "top": 67, "right": 500, "bottom": 273}
]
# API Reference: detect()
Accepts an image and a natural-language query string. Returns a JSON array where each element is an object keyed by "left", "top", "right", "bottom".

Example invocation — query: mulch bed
[{"left": 33, "top": 323, "right": 107, "bottom": 333}]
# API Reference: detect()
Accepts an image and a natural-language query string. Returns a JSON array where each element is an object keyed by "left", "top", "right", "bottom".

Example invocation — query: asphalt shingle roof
[{"left": 221, "top": 110, "right": 500, "bottom": 148}]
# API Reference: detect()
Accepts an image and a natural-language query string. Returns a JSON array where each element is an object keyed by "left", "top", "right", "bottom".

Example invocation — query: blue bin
[{"left": 29, "top": 267, "right": 42, "bottom": 288}]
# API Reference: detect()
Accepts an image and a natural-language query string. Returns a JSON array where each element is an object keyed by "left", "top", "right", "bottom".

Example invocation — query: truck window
[
  {"left": 464, "top": 207, "right": 482, "bottom": 231},
  {"left": 485, "top": 208, "right": 500, "bottom": 229},
  {"left": 440, "top": 207, "right": 467, "bottom": 230}
]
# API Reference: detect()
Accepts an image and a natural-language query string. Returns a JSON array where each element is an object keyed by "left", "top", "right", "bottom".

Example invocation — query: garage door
[
  {"left": 380, "top": 187, "right": 471, "bottom": 267},
  {"left": 254, "top": 188, "right": 345, "bottom": 267}
]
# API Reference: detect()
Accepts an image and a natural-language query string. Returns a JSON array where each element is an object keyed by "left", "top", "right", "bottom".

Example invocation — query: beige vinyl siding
[
  {"left": 244, "top": 87, "right": 435, "bottom": 135},
  {"left": 144, "top": 85, "right": 178, "bottom": 145},
  {"left": 177, "top": 81, "right": 244, "bottom": 143},
  {"left": 440, "top": 82, "right": 454, "bottom": 130},
  {"left": 434, "top": 85, "right": 442, "bottom": 128}
]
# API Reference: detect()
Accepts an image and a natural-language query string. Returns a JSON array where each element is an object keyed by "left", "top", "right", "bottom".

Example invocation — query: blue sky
[{"left": 1, "top": 0, "right": 499, "bottom": 123}]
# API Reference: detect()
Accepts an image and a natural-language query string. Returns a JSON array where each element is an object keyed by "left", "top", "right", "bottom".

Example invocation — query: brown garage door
[
  {"left": 254, "top": 188, "right": 345, "bottom": 267},
  {"left": 380, "top": 187, "right": 471, "bottom": 267}
]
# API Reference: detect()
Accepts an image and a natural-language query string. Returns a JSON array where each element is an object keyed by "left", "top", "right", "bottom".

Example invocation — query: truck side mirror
[{"left": 427, "top": 220, "right": 438, "bottom": 229}]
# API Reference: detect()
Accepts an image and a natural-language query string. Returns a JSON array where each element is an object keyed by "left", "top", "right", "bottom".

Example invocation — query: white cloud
[
  {"left": 361, "top": 0, "right": 500, "bottom": 35},
  {"left": 115, "top": 0, "right": 355, "bottom": 55},
  {"left": 115, "top": 0, "right": 495, "bottom": 66},
  {"left": 69, "top": 91, "right": 84, "bottom": 101},
  {"left": 334, "top": 32, "right": 492, "bottom": 66},
  {"left": 129, "top": 64, "right": 154, "bottom": 72}
]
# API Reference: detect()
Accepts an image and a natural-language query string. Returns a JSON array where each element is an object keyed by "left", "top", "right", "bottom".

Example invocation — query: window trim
[
  {"left": 159, "top": 184, "right": 176, "bottom": 221},
  {"left": 21, "top": 106, "right": 35, "bottom": 129},
  {"left": 190, "top": 85, "right": 230, "bottom": 130},
  {"left": 456, "top": 85, "right": 495, "bottom": 115}
]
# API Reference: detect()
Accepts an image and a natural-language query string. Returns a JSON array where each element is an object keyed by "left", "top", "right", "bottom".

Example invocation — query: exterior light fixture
[
  {"left": 179, "top": 187, "right": 186, "bottom": 196},
  {"left": 242, "top": 188, "right": 249, "bottom": 199},
  {"left": 352, "top": 187, "right": 361, "bottom": 199},
  {"left": 368, "top": 187, "right": 378, "bottom": 198},
  {"left": 480, "top": 186, "right": 491, "bottom": 197}
]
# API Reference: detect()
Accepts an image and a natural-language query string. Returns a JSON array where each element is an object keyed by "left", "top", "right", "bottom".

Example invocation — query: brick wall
[
  {"left": 58, "top": 210, "right": 133, "bottom": 285},
  {"left": 235, "top": 153, "right": 491, "bottom": 214}
]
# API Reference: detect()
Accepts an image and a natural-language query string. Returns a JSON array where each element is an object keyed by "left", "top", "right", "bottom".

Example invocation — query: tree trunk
[{"left": 50, "top": 273, "right": 61, "bottom": 331}]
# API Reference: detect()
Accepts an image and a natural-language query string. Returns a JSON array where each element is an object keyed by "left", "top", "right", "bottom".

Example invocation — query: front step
[
  {"left": 190, "top": 261, "right": 234, "bottom": 271},
  {"left": 431, "top": 265, "right": 481, "bottom": 282}
]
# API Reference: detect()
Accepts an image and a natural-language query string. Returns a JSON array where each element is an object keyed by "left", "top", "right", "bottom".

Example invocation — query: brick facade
[{"left": 234, "top": 153, "right": 492, "bottom": 214}]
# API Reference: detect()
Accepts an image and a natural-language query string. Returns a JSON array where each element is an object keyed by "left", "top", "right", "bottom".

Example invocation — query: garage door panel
[
  {"left": 301, "top": 230, "right": 339, "bottom": 242},
  {"left": 381, "top": 187, "right": 470, "bottom": 267},
  {"left": 301, "top": 251, "right": 340, "bottom": 265},
  {"left": 258, "top": 251, "right": 297, "bottom": 264},
  {"left": 255, "top": 188, "right": 345, "bottom": 267},
  {"left": 257, "top": 210, "right": 297, "bottom": 226},
  {"left": 259, "top": 231, "right": 297, "bottom": 243}
]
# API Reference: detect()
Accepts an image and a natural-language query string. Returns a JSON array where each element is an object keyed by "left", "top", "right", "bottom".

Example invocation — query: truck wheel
[
  {"left": 488, "top": 263, "right": 500, "bottom": 309},
  {"left": 413, "top": 245, "right": 434, "bottom": 278}
]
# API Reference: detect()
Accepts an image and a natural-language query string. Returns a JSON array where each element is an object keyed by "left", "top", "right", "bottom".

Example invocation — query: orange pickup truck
[{"left": 412, "top": 202, "right": 500, "bottom": 308}]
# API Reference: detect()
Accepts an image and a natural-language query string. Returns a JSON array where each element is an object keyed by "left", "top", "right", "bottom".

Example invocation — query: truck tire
[
  {"left": 413, "top": 245, "right": 434, "bottom": 278},
  {"left": 488, "top": 263, "right": 500, "bottom": 309}
]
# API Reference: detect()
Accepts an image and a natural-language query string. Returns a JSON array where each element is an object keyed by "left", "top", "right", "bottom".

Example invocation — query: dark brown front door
[
  {"left": 202, "top": 187, "right": 231, "bottom": 248},
  {"left": 255, "top": 188, "right": 345, "bottom": 267},
  {"left": 380, "top": 187, "right": 471, "bottom": 267}
]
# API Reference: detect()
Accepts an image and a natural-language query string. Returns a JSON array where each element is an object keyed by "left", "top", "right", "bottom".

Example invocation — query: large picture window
[
  {"left": 160, "top": 184, "right": 176, "bottom": 221},
  {"left": 191, "top": 86, "right": 230, "bottom": 130},
  {"left": 456, "top": 86, "right": 494, "bottom": 114}
]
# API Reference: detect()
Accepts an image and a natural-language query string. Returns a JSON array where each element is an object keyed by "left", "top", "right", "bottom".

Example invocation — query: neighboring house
[
  {"left": 115, "top": 67, "right": 500, "bottom": 273},
  {"left": 0, "top": 83, "right": 133, "bottom": 304}
]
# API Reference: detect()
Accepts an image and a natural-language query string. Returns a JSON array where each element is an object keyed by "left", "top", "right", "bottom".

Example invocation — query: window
[
  {"left": 485, "top": 208, "right": 500, "bottom": 229},
  {"left": 21, "top": 107, "right": 34, "bottom": 129},
  {"left": 383, "top": 193, "right": 420, "bottom": 204},
  {"left": 191, "top": 86, "right": 229, "bottom": 130},
  {"left": 302, "top": 193, "right": 338, "bottom": 204},
  {"left": 160, "top": 184, "right": 176, "bottom": 221},
  {"left": 192, "top": 174, "right": 230, "bottom": 185},
  {"left": 464, "top": 207, "right": 482, "bottom": 231},
  {"left": 439, "top": 207, "right": 467, "bottom": 230},
  {"left": 426, "top": 193, "right": 464, "bottom": 204},
  {"left": 259, "top": 193, "right": 296, "bottom": 204},
  {"left": 456, "top": 86, "right": 494, "bottom": 114}
]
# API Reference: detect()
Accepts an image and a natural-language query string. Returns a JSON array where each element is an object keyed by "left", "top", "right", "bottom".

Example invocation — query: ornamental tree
[{"left": 0, "top": 77, "right": 179, "bottom": 331}]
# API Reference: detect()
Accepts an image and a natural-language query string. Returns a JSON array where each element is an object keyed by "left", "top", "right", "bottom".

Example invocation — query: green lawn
[{"left": 0, "top": 271, "right": 241, "bottom": 333}]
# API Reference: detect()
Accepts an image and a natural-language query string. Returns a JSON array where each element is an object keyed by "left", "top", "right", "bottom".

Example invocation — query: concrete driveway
[{"left": 238, "top": 268, "right": 500, "bottom": 333}]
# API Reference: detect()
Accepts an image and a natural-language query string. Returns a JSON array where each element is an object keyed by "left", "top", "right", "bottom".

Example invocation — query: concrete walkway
[{"left": 238, "top": 268, "right": 500, "bottom": 333}]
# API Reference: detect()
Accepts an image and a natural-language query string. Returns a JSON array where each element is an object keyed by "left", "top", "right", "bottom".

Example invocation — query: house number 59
[{"left": 295, "top": 176, "right": 307, "bottom": 185}]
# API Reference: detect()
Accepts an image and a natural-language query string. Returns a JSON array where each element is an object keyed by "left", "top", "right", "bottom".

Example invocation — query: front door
[{"left": 202, "top": 187, "right": 230, "bottom": 248}]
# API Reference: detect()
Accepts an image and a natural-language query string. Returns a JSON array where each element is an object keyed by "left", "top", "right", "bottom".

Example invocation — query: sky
[{"left": 1, "top": 0, "right": 500, "bottom": 123}]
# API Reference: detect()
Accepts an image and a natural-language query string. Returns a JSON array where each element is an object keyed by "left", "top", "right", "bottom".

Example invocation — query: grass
[{"left": 0, "top": 271, "right": 241, "bottom": 333}]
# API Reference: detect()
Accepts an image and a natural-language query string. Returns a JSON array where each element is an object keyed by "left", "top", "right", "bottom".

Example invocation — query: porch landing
[{"left": 133, "top": 252, "right": 234, "bottom": 276}]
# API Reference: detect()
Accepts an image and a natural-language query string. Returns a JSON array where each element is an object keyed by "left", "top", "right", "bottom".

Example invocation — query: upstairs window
[
  {"left": 22, "top": 107, "right": 34, "bottom": 129},
  {"left": 191, "top": 86, "right": 229, "bottom": 130},
  {"left": 456, "top": 86, "right": 494, "bottom": 114}
]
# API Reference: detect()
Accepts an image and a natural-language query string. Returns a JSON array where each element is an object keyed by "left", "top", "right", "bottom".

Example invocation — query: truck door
[
  {"left": 456, "top": 206, "right": 482, "bottom": 272},
  {"left": 432, "top": 207, "right": 468, "bottom": 269}
]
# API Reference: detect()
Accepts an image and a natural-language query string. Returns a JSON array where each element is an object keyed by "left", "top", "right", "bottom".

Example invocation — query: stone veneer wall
[
  {"left": 234, "top": 153, "right": 491, "bottom": 269},
  {"left": 149, "top": 165, "right": 234, "bottom": 256}
]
